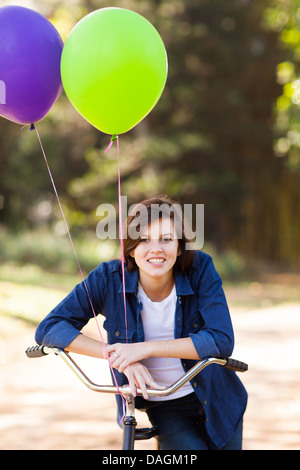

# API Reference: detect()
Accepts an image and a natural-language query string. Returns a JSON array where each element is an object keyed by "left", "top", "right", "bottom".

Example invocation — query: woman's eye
[{"left": 140, "top": 238, "right": 149, "bottom": 243}]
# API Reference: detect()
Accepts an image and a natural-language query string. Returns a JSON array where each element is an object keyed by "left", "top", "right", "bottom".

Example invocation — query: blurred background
[{"left": 0, "top": 0, "right": 299, "bottom": 450}]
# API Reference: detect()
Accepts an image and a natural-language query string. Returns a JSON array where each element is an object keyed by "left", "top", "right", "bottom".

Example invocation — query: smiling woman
[
  {"left": 127, "top": 205, "right": 183, "bottom": 300},
  {"left": 35, "top": 195, "right": 247, "bottom": 450}
]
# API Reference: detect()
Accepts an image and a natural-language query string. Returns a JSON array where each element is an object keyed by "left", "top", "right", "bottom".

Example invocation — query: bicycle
[{"left": 25, "top": 345, "right": 248, "bottom": 450}]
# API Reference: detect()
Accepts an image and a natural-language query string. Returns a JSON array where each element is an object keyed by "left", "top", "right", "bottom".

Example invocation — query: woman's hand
[
  {"left": 104, "top": 343, "right": 165, "bottom": 399},
  {"left": 105, "top": 342, "right": 151, "bottom": 373},
  {"left": 122, "top": 362, "right": 165, "bottom": 399}
]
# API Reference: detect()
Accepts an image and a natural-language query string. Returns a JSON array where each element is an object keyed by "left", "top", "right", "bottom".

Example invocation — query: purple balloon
[{"left": 0, "top": 5, "right": 63, "bottom": 125}]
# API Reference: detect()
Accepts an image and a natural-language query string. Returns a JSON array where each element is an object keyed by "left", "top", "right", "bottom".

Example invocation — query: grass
[{"left": 0, "top": 227, "right": 119, "bottom": 276}]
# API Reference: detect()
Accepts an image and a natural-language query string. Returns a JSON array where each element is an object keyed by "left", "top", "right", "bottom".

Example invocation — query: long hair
[{"left": 123, "top": 195, "right": 195, "bottom": 273}]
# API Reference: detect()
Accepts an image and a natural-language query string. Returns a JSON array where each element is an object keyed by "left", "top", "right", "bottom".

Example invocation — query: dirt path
[
  {"left": 232, "top": 303, "right": 300, "bottom": 450},
  {"left": 1, "top": 287, "right": 299, "bottom": 450}
]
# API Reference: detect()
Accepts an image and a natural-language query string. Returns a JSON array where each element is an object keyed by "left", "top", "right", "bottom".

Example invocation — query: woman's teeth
[{"left": 148, "top": 258, "right": 165, "bottom": 264}]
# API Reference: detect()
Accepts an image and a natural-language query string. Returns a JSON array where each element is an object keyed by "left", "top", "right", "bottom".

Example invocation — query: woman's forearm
[
  {"left": 148, "top": 337, "right": 200, "bottom": 361},
  {"left": 66, "top": 333, "right": 106, "bottom": 358}
]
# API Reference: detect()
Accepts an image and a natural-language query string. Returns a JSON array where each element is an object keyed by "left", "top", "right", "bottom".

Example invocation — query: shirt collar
[
  {"left": 174, "top": 268, "right": 194, "bottom": 296},
  {"left": 118, "top": 268, "right": 139, "bottom": 294},
  {"left": 118, "top": 267, "right": 194, "bottom": 296}
]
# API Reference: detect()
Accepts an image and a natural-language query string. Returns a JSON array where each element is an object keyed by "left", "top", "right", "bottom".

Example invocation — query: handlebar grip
[
  {"left": 224, "top": 358, "right": 248, "bottom": 372},
  {"left": 25, "top": 345, "right": 47, "bottom": 358}
]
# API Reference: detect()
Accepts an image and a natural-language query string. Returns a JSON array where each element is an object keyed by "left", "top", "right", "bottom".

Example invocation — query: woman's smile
[{"left": 147, "top": 257, "right": 166, "bottom": 265}]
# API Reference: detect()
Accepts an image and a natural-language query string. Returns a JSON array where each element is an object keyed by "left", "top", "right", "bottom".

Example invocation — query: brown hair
[{"left": 123, "top": 195, "right": 195, "bottom": 273}]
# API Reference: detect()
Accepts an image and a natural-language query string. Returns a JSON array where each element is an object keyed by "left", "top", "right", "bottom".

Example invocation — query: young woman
[{"left": 35, "top": 196, "right": 247, "bottom": 450}]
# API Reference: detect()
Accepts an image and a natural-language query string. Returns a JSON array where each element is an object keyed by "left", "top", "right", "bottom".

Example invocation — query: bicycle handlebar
[
  {"left": 26, "top": 345, "right": 248, "bottom": 398},
  {"left": 26, "top": 345, "right": 48, "bottom": 358}
]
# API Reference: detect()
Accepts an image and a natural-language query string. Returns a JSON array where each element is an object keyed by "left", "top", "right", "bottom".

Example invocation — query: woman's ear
[{"left": 129, "top": 250, "right": 135, "bottom": 258}]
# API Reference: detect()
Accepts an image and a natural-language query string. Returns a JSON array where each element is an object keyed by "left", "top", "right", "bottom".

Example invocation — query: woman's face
[{"left": 130, "top": 218, "right": 181, "bottom": 282}]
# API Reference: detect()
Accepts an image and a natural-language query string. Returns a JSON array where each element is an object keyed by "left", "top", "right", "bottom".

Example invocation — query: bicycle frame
[{"left": 26, "top": 345, "right": 248, "bottom": 450}]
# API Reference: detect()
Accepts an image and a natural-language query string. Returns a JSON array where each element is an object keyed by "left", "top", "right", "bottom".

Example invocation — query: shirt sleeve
[
  {"left": 35, "top": 262, "right": 108, "bottom": 349},
  {"left": 189, "top": 254, "right": 234, "bottom": 359}
]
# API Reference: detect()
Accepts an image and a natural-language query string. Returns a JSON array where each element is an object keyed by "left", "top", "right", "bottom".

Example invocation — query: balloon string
[
  {"left": 105, "top": 135, "right": 130, "bottom": 372},
  {"left": 31, "top": 124, "right": 126, "bottom": 422}
]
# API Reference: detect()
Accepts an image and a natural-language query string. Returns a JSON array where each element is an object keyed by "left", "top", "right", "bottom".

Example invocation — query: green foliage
[{"left": 0, "top": 226, "right": 118, "bottom": 274}]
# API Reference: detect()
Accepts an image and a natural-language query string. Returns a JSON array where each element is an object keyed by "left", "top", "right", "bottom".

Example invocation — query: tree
[{"left": 1, "top": 0, "right": 299, "bottom": 268}]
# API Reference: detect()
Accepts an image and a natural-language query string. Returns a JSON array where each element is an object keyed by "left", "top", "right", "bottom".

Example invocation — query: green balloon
[{"left": 61, "top": 7, "right": 168, "bottom": 135}]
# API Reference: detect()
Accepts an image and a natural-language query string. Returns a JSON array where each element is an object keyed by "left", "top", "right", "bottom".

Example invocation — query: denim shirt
[{"left": 35, "top": 250, "right": 247, "bottom": 449}]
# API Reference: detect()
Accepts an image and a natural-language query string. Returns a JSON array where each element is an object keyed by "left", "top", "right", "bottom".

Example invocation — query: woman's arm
[
  {"left": 66, "top": 333, "right": 105, "bottom": 358},
  {"left": 65, "top": 335, "right": 198, "bottom": 361},
  {"left": 151, "top": 337, "right": 200, "bottom": 361},
  {"left": 106, "top": 337, "right": 199, "bottom": 373}
]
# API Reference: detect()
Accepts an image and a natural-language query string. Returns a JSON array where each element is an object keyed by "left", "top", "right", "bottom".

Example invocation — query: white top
[{"left": 138, "top": 283, "right": 194, "bottom": 401}]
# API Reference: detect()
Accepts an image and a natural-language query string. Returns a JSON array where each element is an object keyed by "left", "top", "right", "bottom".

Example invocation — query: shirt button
[
  {"left": 193, "top": 381, "right": 197, "bottom": 388},
  {"left": 115, "top": 330, "right": 120, "bottom": 337},
  {"left": 203, "top": 400, "right": 207, "bottom": 406}
]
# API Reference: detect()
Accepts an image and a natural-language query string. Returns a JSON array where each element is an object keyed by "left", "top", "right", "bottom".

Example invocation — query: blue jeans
[{"left": 136, "top": 392, "right": 243, "bottom": 450}]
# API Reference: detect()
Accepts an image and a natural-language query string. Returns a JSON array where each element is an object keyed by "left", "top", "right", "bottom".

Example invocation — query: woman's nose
[{"left": 149, "top": 239, "right": 163, "bottom": 252}]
